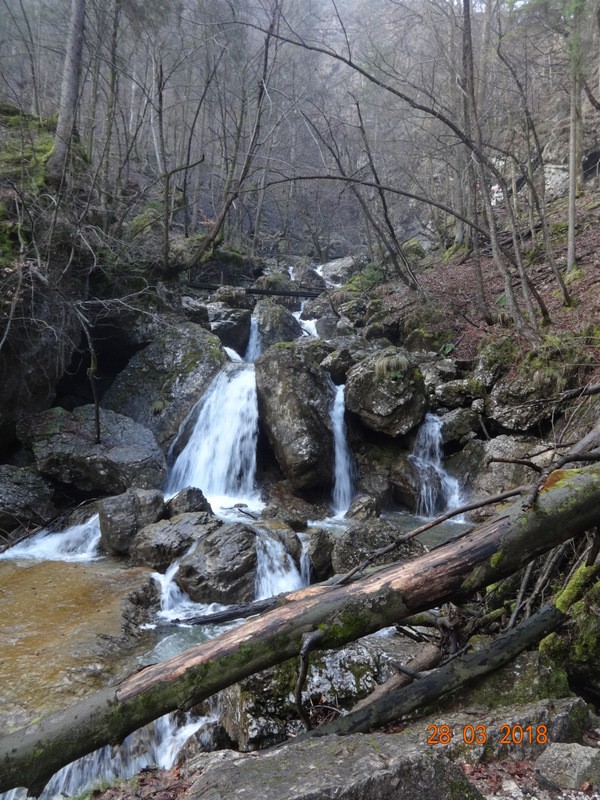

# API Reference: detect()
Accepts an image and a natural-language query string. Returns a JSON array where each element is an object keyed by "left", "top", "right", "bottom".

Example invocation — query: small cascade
[
  {"left": 1, "top": 711, "right": 214, "bottom": 800},
  {"left": 298, "top": 532, "right": 311, "bottom": 585},
  {"left": 0, "top": 514, "right": 101, "bottom": 562},
  {"left": 167, "top": 363, "right": 262, "bottom": 514},
  {"left": 410, "top": 413, "right": 462, "bottom": 518},
  {"left": 255, "top": 534, "right": 304, "bottom": 600},
  {"left": 244, "top": 317, "right": 262, "bottom": 362},
  {"left": 293, "top": 301, "right": 318, "bottom": 338},
  {"left": 330, "top": 383, "right": 355, "bottom": 518}
]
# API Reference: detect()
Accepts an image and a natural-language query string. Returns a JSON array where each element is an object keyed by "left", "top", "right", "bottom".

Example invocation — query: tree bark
[
  {"left": 46, "top": 0, "right": 86, "bottom": 184},
  {"left": 2, "top": 464, "right": 600, "bottom": 794}
]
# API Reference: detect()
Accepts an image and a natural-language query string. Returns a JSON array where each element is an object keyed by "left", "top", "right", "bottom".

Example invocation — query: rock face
[
  {"left": 102, "top": 321, "right": 226, "bottom": 449},
  {"left": 253, "top": 301, "right": 302, "bottom": 349},
  {"left": 131, "top": 511, "right": 222, "bottom": 572},
  {"left": 184, "top": 733, "right": 484, "bottom": 800},
  {"left": 255, "top": 345, "right": 335, "bottom": 490},
  {"left": 0, "top": 465, "right": 55, "bottom": 532},
  {"left": 535, "top": 743, "right": 600, "bottom": 790},
  {"left": 98, "top": 488, "right": 165, "bottom": 555},
  {"left": 345, "top": 347, "right": 428, "bottom": 437},
  {"left": 17, "top": 405, "right": 166, "bottom": 493},
  {"left": 175, "top": 522, "right": 257, "bottom": 603},
  {"left": 206, "top": 303, "right": 251, "bottom": 354}
]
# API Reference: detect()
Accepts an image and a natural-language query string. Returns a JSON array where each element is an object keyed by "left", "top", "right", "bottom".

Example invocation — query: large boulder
[
  {"left": 131, "top": 511, "right": 222, "bottom": 572},
  {"left": 206, "top": 303, "right": 251, "bottom": 354},
  {"left": 320, "top": 337, "right": 382, "bottom": 384},
  {"left": 255, "top": 344, "right": 335, "bottom": 490},
  {"left": 98, "top": 488, "right": 165, "bottom": 555},
  {"left": 17, "top": 405, "right": 166, "bottom": 493},
  {"left": 102, "top": 321, "right": 227, "bottom": 449},
  {"left": 183, "top": 732, "right": 484, "bottom": 800},
  {"left": 253, "top": 301, "right": 302, "bottom": 349},
  {"left": 175, "top": 522, "right": 258, "bottom": 603},
  {"left": 0, "top": 465, "right": 55, "bottom": 533},
  {"left": 345, "top": 347, "right": 428, "bottom": 437}
]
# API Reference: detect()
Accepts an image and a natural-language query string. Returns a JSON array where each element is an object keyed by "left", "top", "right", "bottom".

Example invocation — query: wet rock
[
  {"left": 345, "top": 346, "right": 428, "bottom": 437},
  {"left": 320, "top": 254, "right": 361, "bottom": 284},
  {"left": 320, "top": 337, "right": 381, "bottom": 384},
  {"left": 206, "top": 303, "right": 252, "bottom": 354},
  {"left": 419, "top": 358, "right": 458, "bottom": 394},
  {"left": 253, "top": 301, "right": 302, "bottom": 348},
  {"left": 131, "top": 511, "right": 222, "bottom": 572},
  {"left": 255, "top": 344, "right": 335, "bottom": 490},
  {"left": 183, "top": 731, "right": 484, "bottom": 800},
  {"left": 293, "top": 265, "right": 326, "bottom": 291},
  {"left": 175, "top": 522, "right": 257, "bottom": 603},
  {"left": 389, "top": 454, "right": 424, "bottom": 512},
  {"left": 346, "top": 492, "right": 380, "bottom": 520},
  {"left": 0, "top": 465, "right": 55, "bottom": 533},
  {"left": 438, "top": 408, "right": 479, "bottom": 445},
  {"left": 103, "top": 321, "right": 226, "bottom": 449},
  {"left": 261, "top": 482, "right": 322, "bottom": 531},
  {"left": 17, "top": 405, "right": 166, "bottom": 493},
  {"left": 98, "top": 488, "right": 165, "bottom": 555},
  {"left": 299, "top": 525, "right": 334, "bottom": 581},
  {"left": 331, "top": 518, "right": 426, "bottom": 573},
  {"left": 535, "top": 743, "right": 600, "bottom": 790},
  {"left": 166, "top": 486, "right": 212, "bottom": 517},
  {"left": 301, "top": 294, "right": 338, "bottom": 339}
]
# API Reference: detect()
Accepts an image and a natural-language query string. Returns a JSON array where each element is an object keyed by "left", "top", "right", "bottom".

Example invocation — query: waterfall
[
  {"left": 410, "top": 413, "right": 462, "bottom": 518},
  {"left": 293, "top": 301, "right": 318, "bottom": 338},
  {"left": 244, "top": 317, "right": 262, "bottom": 362},
  {"left": 255, "top": 534, "right": 304, "bottom": 600},
  {"left": 167, "top": 363, "right": 262, "bottom": 514},
  {"left": 0, "top": 514, "right": 101, "bottom": 562},
  {"left": 330, "top": 383, "right": 355, "bottom": 518},
  {"left": 1, "top": 711, "right": 214, "bottom": 800}
]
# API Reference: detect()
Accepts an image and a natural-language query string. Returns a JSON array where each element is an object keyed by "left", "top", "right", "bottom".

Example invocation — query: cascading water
[
  {"left": 2, "top": 711, "right": 214, "bottom": 800},
  {"left": 410, "top": 413, "right": 462, "bottom": 518},
  {"left": 244, "top": 317, "right": 262, "bottom": 362},
  {"left": 0, "top": 514, "right": 101, "bottom": 562},
  {"left": 330, "top": 383, "right": 355, "bottom": 518},
  {"left": 255, "top": 534, "right": 304, "bottom": 600},
  {"left": 167, "top": 363, "right": 262, "bottom": 514}
]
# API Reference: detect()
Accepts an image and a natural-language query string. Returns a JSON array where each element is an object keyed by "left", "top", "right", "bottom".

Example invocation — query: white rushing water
[
  {"left": 2, "top": 711, "right": 213, "bottom": 800},
  {"left": 330, "top": 383, "right": 355, "bottom": 518},
  {"left": 244, "top": 317, "right": 262, "bottom": 362},
  {"left": 0, "top": 514, "right": 101, "bottom": 562},
  {"left": 255, "top": 534, "right": 304, "bottom": 600},
  {"left": 410, "top": 413, "right": 462, "bottom": 518},
  {"left": 167, "top": 363, "right": 262, "bottom": 515}
]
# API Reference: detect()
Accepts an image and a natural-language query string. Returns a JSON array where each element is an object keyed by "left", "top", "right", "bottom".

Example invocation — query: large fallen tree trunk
[{"left": 2, "top": 464, "right": 600, "bottom": 794}]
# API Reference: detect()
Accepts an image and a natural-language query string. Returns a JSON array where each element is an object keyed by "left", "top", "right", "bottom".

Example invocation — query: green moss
[
  {"left": 345, "top": 264, "right": 385, "bottom": 293},
  {"left": 555, "top": 564, "right": 598, "bottom": 612}
]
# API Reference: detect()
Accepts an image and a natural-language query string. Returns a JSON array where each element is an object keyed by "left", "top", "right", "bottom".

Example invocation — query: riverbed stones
[
  {"left": 255, "top": 344, "right": 335, "bottom": 490},
  {"left": 130, "top": 511, "right": 222, "bottom": 572},
  {"left": 102, "top": 321, "right": 227, "bottom": 449},
  {"left": 345, "top": 346, "right": 428, "bottom": 437},
  {"left": 17, "top": 405, "right": 166, "bottom": 493},
  {"left": 98, "top": 488, "right": 165, "bottom": 555},
  {"left": 183, "top": 732, "right": 484, "bottom": 800},
  {"left": 175, "top": 522, "right": 257, "bottom": 603},
  {"left": 0, "top": 465, "right": 55, "bottom": 533}
]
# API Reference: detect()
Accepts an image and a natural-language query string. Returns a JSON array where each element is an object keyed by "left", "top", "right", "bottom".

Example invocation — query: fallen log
[
  {"left": 299, "top": 602, "right": 566, "bottom": 738},
  {"left": 2, "top": 463, "right": 600, "bottom": 795}
]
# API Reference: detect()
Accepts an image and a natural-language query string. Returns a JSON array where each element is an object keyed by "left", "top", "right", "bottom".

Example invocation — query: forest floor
[{"left": 379, "top": 186, "right": 600, "bottom": 384}]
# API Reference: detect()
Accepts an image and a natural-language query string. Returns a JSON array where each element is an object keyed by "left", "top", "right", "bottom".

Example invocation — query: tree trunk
[
  {"left": 46, "top": 0, "right": 86, "bottom": 184},
  {"left": 2, "top": 463, "right": 600, "bottom": 794}
]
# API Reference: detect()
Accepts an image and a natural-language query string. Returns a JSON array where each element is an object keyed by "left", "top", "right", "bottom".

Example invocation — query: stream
[{"left": 0, "top": 299, "right": 466, "bottom": 799}]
